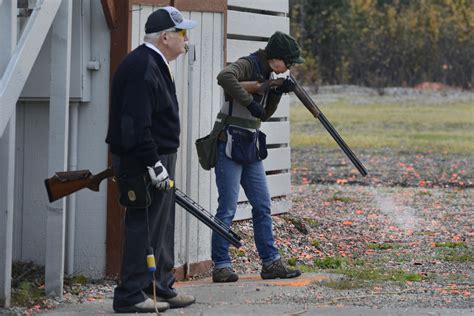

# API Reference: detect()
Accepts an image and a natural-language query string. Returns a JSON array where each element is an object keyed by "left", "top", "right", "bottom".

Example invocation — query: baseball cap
[
  {"left": 145, "top": 6, "right": 197, "bottom": 34},
  {"left": 265, "top": 31, "right": 305, "bottom": 64}
]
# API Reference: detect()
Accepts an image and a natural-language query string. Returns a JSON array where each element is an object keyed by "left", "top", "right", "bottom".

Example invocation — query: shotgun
[
  {"left": 239, "top": 76, "right": 368, "bottom": 177},
  {"left": 44, "top": 168, "right": 242, "bottom": 248}
]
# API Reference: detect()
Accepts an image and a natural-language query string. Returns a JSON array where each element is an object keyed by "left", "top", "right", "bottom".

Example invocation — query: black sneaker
[
  {"left": 260, "top": 259, "right": 301, "bottom": 279},
  {"left": 212, "top": 267, "right": 239, "bottom": 283}
]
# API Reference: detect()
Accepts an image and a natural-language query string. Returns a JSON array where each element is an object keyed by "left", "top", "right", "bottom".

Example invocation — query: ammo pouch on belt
[
  {"left": 196, "top": 112, "right": 265, "bottom": 169},
  {"left": 195, "top": 132, "right": 219, "bottom": 170},
  {"left": 225, "top": 126, "right": 267, "bottom": 164},
  {"left": 117, "top": 172, "right": 151, "bottom": 209}
]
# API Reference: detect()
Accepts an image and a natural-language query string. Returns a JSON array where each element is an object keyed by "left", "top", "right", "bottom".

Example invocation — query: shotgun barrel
[
  {"left": 290, "top": 75, "right": 368, "bottom": 176},
  {"left": 175, "top": 188, "right": 242, "bottom": 248},
  {"left": 44, "top": 168, "right": 243, "bottom": 248}
]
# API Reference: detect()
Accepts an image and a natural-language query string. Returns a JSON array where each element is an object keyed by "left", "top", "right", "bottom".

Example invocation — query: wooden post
[{"left": 105, "top": 0, "right": 133, "bottom": 277}]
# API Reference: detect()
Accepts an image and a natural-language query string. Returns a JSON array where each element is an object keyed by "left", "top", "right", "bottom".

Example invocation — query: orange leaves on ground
[
  {"left": 342, "top": 220, "right": 353, "bottom": 226},
  {"left": 355, "top": 210, "right": 365, "bottom": 215},
  {"left": 336, "top": 178, "right": 348, "bottom": 185},
  {"left": 451, "top": 235, "right": 461, "bottom": 241},
  {"left": 367, "top": 213, "right": 378, "bottom": 220}
]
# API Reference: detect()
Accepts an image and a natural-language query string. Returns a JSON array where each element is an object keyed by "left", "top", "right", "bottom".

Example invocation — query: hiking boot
[
  {"left": 212, "top": 267, "right": 239, "bottom": 283},
  {"left": 157, "top": 294, "right": 195, "bottom": 308},
  {"left": 260, "top": 259, "right": 301, "bottom": 280}
]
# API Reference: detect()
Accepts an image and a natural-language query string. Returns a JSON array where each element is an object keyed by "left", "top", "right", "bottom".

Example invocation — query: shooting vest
[{"left": 217, "top": 51, "right": 271, "bottom": 130}]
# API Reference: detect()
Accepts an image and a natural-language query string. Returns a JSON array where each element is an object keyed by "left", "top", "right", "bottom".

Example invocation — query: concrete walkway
[{"left": 40, "top": 273, "right": 473, "bottom": 316}]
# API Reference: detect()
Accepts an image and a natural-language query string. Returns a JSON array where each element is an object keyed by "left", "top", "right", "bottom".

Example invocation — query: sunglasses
[{"left": 172, "top": 28, "right": 187, "bottom": 38}]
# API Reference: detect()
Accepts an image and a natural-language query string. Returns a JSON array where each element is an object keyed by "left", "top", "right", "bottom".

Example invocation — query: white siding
[
  {"left": 13, "top": 1, "right": 110, "bottom": 278},
  {"left": 228, "top": 0, "right": 289, "bottom": 13}
]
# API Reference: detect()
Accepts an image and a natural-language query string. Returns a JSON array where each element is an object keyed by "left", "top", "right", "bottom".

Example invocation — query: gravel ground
[
  {"left": 229, "top": 148, "right": 473, "bottom": 309},
  {"left": 2, "top": 86, "right": 472, "bottom": 314},
  {"left": 229, "top": 86, "right": 473, "bottom": 309}
]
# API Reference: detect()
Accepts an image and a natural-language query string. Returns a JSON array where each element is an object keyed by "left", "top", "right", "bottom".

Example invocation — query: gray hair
[
  {"left": 143, "top": 27, "right": 176, "bottom": 43},
  {"left": 143, "top": 31, "right": 162, "bottom": 44}
]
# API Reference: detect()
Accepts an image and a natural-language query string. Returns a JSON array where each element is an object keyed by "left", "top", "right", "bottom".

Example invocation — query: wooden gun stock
[
  {"left": 44, "top": 168, "right": 242, "bottom": 248},
  {"left": 45, "top": 167, "right": 114, "bottom": 203},
  {"left": 239, "top": 78, "right": 285, "bottom": 95}
]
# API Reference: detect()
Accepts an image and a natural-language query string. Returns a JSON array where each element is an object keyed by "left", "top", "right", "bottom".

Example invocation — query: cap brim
[{"left": 175, "top": 19, "right": 197, "bottom": 30}]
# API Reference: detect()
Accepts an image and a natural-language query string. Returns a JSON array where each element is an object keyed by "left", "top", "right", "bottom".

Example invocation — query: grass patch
[
  {"left": 290, "top": 100, "right": 474, "bottom": 154},
  {"left": 304, "top": 217, "right": 320, "bottom": 227},
  {"left": 65, "top": 275, "right": 88, "bottom": 285},
  {"left": 415, "top": 190, "right": 432, "bottom": 196},
  {"left": 314, "top": 256, "right": 343, "bottom": 269},
  {"left": 329, "top": 192, "right": 352, "bottom": 203},
  {"left": 230, "top": 248, "right": 246, "bottom": 257},
  {"left": 287, "top": 257, "right": 298, "bottom": 266},
  {"left": 444, "top": 252, "right": 474, "bottom": 263},
  {"left": 367, "top": 242, "right": 400, "bottom": 250},
  {"left": 434, "top": 241, "right": 468, "bottom": 248},
  {"left": 340, "top": 267, "right": 423, "bottom": 283},
  {"left": 281, "top": 215, "right": 309, "bottom": 234},
  {"left": 11, "top": 281, "right": 45, "bottom": 307},
  {"left": 439, "top": 247, "right": 474, "bottom": 263},
  {"left": 311, "top": 239, "right": 321, "bottom": 248},
  {"left": 309, "top": 256, "right": 423, "bottom": 289},
  {"left": 323, "top": 279, "right": 365, "bottom": 290}
]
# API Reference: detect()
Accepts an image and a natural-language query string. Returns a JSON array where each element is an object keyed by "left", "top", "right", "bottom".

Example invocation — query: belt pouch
[
  {"left": 117, "top": 172, "right": 151, "bottom": 208},
  {"left": 225, "top": 126, "right": 259, "bottom": 164}
]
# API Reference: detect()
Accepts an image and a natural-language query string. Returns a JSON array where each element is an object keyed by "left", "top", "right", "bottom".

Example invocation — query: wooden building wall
[{"left": 7, "top": 0, "right": 291, "bottom": 279}]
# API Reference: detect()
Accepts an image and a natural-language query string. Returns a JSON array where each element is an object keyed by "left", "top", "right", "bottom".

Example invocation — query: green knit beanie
[{"left": 265, "top": 31, "right": 305, "bottom": 64}]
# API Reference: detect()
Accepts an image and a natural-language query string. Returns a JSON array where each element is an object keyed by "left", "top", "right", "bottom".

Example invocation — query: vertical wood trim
[
  {"left": 105, "top": 0, "right": 132, "bottom": 277},
  {"left": 131, "top": 0, "right": 170, "bottom": 6},
  {"left": 174, "top": 0, "right": 226, "bottom": 12},
  {"left": 100, "top": 0, "right": 118, "bottom": 29}
]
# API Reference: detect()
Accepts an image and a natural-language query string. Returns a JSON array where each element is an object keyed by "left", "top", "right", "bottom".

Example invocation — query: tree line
[{"left": 290, "top": 0, "right": 473, "bottom": 89}]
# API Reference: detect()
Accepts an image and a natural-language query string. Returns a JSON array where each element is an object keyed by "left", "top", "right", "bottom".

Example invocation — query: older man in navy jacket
[{"left": 106, "top": 6, "right": 196, "bottom": 313}]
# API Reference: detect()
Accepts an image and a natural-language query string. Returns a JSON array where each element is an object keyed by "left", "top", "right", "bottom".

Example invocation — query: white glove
[{"left": 147, "top": 161, "right": 172, "bottom": 190}]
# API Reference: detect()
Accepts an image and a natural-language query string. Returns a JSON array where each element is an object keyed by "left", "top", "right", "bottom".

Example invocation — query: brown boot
[
  {"left": 212, "top": 267, "right": 239, "bottom": 283},
  {"left": 260, "top": 259, "right": 301, "bottom": 279}
]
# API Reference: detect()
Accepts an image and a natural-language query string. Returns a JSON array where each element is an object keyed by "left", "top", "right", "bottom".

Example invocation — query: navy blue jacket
[{"left": 106, "top": 44, "right": 180, "bottom": 168}]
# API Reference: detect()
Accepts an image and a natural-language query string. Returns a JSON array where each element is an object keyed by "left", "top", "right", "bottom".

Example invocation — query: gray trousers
[{"left": 113, "top": 153, "right": 177, "bottom": 309}]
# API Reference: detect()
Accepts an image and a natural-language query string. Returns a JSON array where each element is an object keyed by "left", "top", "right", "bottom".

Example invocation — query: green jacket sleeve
[{"left": 216, "top": 58, "right": 254, "bottom": 107}]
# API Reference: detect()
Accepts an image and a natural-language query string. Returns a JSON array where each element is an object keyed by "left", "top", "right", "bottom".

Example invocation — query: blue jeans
[{"left": 212, "top": 141, "right": 280, "bottom": 269}]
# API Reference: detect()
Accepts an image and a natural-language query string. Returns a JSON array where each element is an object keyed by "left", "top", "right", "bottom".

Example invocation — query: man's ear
[{"left": 159, "top": 32, "right": 168, "bottom": 45}]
